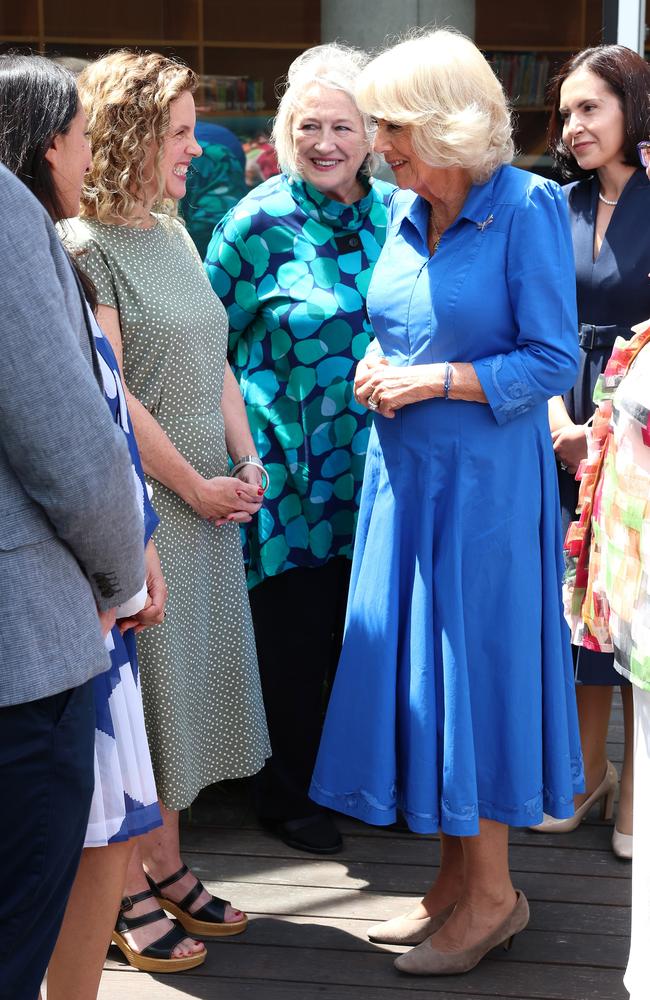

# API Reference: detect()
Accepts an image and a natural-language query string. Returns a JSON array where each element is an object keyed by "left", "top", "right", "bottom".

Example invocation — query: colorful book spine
[
  {"left": 486, "top": 52, "right": 557, "bottom": 108},
  {"left": 199, "top": 74, "right": 265, "bottom": 111}
]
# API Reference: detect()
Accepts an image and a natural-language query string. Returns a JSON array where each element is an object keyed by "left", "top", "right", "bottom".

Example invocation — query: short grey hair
[{"left": 272, "top": 43, "right": 379, "bottom": 178}]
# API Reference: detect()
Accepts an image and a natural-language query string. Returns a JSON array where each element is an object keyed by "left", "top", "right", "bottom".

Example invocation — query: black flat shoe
[
  {"left": 264, "top": 814, "right": 343, "bottom": 854},
  {"left": 146, "top": 864, "right": 248, "bottom": 938}
]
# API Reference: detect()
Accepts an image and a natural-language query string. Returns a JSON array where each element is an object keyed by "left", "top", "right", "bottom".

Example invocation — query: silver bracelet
[
  {"left": 230, "top": 455, "right": 269, "bottom": 493},
  {"left": 443, "top": 362, "right": 454, "bottom": 399}
]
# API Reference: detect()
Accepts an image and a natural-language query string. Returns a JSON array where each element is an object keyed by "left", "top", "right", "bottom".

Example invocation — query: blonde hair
[
  {"left": 78, "top": 50, "right": 197, "bottom": 223},
  {"left": 272, "top": 42, "right": 378, "bottom": 178},
  {"left": 356, "top": 30, "right": 513, "bottom": 183}
]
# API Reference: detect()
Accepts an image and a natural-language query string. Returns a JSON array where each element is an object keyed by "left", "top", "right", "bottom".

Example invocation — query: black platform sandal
[
  {"left": 111, "top": 888, "right": 207, "bottom": 973},
  {"left": 146, "top": 864, "right": 248, "bottom": 938}
]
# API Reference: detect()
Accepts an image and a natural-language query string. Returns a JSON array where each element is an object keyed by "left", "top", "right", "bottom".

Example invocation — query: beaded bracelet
[
  {"left": 230, "top": 455, "right": 270, "bottom": 494},
  {"left": 443, "top": 362, "right": 454, "bottom": 400}
]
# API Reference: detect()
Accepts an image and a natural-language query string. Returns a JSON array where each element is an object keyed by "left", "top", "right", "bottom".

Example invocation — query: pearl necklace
[{"left": 598, "top": 192, "right": 618, "bottom": 207}]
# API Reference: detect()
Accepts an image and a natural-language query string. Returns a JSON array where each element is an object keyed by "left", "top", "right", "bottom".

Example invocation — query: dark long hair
[
  {"left": 0, "top": 52, "right": 97, "bottom": 305},
  {"left": 547, "top": 45, "right": 650, "bottom": 180}
]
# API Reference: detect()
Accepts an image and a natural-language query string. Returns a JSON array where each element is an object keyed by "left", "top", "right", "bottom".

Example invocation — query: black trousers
[
  {"left": 0, "top": 681, "right": 95, "bottom": 1000},
  {"left": 251, "top": 557, "right": 351, "bottom": 822}
]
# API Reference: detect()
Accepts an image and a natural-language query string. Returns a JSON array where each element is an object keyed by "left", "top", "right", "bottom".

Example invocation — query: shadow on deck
[{"left": 99, "top": 703, "right": 630, "bottom": 1000}]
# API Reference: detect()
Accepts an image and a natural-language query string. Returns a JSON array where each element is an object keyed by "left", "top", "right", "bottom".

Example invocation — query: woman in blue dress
[
  {"left": 535, "top": 46, "right": 650, "bottom": 856},
  {"left": 0, "top": 54, "right": 197, "bottom": 998},
  {"left": 309, "top": 30, "right": 583, "bottom": 976}
]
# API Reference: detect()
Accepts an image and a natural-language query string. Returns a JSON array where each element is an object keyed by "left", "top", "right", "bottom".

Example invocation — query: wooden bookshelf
[
  {"left": 0, "top": 0, "right": 38, "bottom": 39},
  {"left": 1, "top": 0, "right": 608, "bottom": 157},
  {"left": 0, "top": 0, "right": 321, "bottom": 115},
  {"left": 476, "top": 0, "right": 604, "bottom": 175}
]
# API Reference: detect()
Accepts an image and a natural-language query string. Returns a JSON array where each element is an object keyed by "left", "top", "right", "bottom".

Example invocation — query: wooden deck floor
[{"left": 98, "top": 704, "right": 630, "bottom": 1000}]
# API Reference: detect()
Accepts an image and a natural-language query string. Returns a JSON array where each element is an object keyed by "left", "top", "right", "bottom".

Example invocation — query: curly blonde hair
[
  {"left": 356, "top": 30, "right": 513, "bottom": 183},
  {"left": 78, "top": 50, "right": 197, "bottom": 223}
]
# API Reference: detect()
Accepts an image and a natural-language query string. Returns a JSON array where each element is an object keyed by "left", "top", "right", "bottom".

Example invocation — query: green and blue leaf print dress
[{"left": 205, "top": 174, "right": 394, "bottom": 587}]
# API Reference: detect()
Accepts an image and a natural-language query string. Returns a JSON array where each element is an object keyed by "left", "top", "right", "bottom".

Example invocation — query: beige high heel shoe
[
  {"left": 529, "top": 760, "right": 617, "bottom": 833},
  {"left": 393, "top": 891, "right": 529, "bottom": 976},
  {"left": 611, "top": 827, "right": 633, "bottom": 860},
  {"left": 367, "top": 903, "right": 455, "bottom": 945}
]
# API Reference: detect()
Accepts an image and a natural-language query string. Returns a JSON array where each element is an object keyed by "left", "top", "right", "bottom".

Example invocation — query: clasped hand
[
  {"left": 118, "top": 539, "right": 168, "bottom": 634},
  {"left": 192, "top": 471, "right": 263, "bottom": 526},
  {"left": 551, "top": 421, "right": 588, "bottom": 475},
  {"left": 97, "top": 539, "right": 169, "bottom": 637},
  {"left": 354, "top": 355, "right": 434, "bottom": 418}
]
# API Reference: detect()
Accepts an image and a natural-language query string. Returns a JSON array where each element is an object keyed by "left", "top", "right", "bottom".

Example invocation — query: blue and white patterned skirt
[{"left": 85, "top": 627, "right": 162, "bottom": 847}]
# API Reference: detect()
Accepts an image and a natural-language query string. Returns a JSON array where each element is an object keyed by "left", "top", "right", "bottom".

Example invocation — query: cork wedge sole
[
  {"left": 155, "top": 897, "right": 248, "bottom": 938},
  {"left": 111, "top": 930, "right": 207, "bottom": 973}
]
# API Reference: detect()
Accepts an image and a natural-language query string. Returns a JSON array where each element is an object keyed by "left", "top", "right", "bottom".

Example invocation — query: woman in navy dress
[
  {"left": 537, "top": 46, "right": 650, "bottom": 855},
  {"left": 310, "top": 30, "right": 582, "bottom": 976}
]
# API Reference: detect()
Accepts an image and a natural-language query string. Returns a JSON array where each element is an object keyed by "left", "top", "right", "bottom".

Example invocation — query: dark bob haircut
[
  {"left": 547, "top": 44, "right": 650, "bottom": 181},
  {"left": 0, "top": 53, "right": 80, "bottom": 221},
  {"left": 0, "top": 52, "right": 97, "bottom": 306}
]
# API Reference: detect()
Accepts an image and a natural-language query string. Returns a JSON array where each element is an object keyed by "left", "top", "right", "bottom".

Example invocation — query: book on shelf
[
  {"left": 198, "top": 74, "right": 265, "bottom": 112},
  {"left": 486, "top": 52, "right": 557, "bottom": 108}
]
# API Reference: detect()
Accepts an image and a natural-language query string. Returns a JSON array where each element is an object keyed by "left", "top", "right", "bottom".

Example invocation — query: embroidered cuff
[{"left": 474, "top": 355, "right": 534, "bottom": 426}]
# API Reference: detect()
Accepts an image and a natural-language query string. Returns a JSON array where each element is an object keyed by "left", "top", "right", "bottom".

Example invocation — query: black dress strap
[{"left": 578, "top": 323, "right": 630, "bottom": 350}]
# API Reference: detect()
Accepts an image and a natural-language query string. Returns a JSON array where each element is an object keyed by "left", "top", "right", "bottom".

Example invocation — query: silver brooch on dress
[{"left": 476, "top": 215, "right": 494, "bottom": 232}]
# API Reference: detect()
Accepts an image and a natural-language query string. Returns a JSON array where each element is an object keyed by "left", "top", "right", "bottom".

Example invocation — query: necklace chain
[
  {"left": 428, "top": 211, "right": 441, "bottom": 255},
  {"left": 598, "top": 191, "right": 618, "bottom": 207}
]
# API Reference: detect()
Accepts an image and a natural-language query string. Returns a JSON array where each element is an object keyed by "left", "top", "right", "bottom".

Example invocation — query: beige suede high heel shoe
[
  {"left": 393, "top": 890, "right": 529, "bottom": 976},
  {"left": 367, "top": 903, "right": 455, "bottom": 945},
  {"left": 611, "top": 827, "right": 633, "bottom": 860},
  {"left": 529, "top": 760, "right": 617, "bottom": 833}
]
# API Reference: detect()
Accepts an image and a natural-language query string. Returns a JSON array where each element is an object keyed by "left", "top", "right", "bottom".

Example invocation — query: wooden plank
[
  {"left": 487, "top": 928, "right": 628, "bottom": 967},
  {"left": 108, "top": 910, "right": 628, "bottom": 967},
  {"left": 185, "top": 791, "right": 625, "bottom": 842},
  {"left": 98, "top": 968, "right": 517, "bottom": 1000},
  {"left": 182, "top": 851, "right": 631, "bottom": 906},
  {"left": 104, "top": 941, "right": 628, "bottom": 999},
  {"left": 531, "top": 900, "right": 629, "bottom": 936},
  {"left": 98, "top": 689, "right": 630, "bottom": 998},
  {"left": 181, "top": 826, "right": 630, "bottom": 879},
  {"left": 329, "top": 820, "right": 622, "bottom": 853},
  {"left": 148, "top": 877, "right": 630, "bottom": 936},
  {"left": 509, "top": 825, "right": 620, "bottom": 851}
]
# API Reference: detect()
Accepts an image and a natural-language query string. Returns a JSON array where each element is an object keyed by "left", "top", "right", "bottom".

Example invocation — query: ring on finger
[{"left": 367, "top": 393, "right": 380, "bottom": 411}]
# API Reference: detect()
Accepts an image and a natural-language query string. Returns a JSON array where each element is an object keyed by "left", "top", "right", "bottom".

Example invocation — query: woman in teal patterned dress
[
  {"left": 206, "top": 43, "right": 393, "bottom": 853},
  {"left": 180, "top": 121, "right": 248, "bottom": 258}
]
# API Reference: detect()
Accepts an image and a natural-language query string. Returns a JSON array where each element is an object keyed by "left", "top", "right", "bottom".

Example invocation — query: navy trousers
[{"left": 0, "top": 681, "right": 95, "bottom": 1000}]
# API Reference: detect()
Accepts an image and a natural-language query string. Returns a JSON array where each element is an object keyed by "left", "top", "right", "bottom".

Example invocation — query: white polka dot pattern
[{"left": 66, "top": 214, "right": 271, "bottom": 810}]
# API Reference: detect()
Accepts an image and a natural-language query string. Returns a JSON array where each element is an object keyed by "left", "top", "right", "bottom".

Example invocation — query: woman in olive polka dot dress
[
  {"left": 66, "top": 52, "right": 270, "bottom": 968},
  {"left": 205, "top": 44, "right": 393, "bottom": 854}
]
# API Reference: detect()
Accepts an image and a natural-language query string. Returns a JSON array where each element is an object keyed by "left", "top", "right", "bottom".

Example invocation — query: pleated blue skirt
[{"left": 310, "top": 397, "right": 584, "bottom": 836}]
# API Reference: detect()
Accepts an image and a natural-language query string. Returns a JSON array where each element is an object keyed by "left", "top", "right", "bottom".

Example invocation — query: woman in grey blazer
[
  {"left": 0, "top": 54, "right": 175, "bottom": 997},
  {"left": 0, "top": 165, "right": 146, "bottom": 1000}
]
